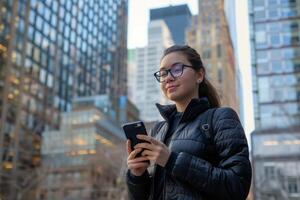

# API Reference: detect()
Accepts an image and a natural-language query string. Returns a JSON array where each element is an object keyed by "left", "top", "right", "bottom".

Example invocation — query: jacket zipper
[
  {"left": 163, "top": 172, "right": 166, "bottom": 200},
  {"left": 150, "top": 122, "right": 169, "bottom": 200},
  {"left": 149, "top": 165, "right": 156, "bottom": 200},
  {"left": 161, "top": 123, "right": 169, "bottom": 200}
]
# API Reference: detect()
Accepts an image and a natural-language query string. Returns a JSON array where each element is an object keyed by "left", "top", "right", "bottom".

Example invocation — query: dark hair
[{"left": 162, "top": 45, "right": 221, "bottom": 108}]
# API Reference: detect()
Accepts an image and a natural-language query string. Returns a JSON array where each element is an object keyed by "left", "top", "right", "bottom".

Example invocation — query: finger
[
  {"left": 128, "top": 148, "right": 142, "bottom": 160},
  {"left": 128, "top": 156, "right": 149, "bottom": 164},
  {"left": 126, "top": 140, "right": 132, "bottom": 155},
  {"left": 134, "top": 142, "right": 154, "bottom": 150},
  {"left": 128, "top": 162, "right": 150, "bottom": 169},
  {"left": 141, "top": 150, "right": 156, "bottom": 157},
  {"left": 137, "top": 135, "right": 160, "bottom": 145},
  {"left": 145, "top": 155, "right": 157, "bottom": 161}
]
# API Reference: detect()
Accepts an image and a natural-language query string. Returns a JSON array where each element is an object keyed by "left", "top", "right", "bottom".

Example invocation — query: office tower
[
  {"left": 0, "top": 0, "right": 128, "bottom": 198},
  {"left": 186, "top": 0, "right": 239, "bottom": 112},
  {"left": 249, "top": 0, "right": 300, "bottom": 199},
  {"left": 150, "top": 4, "right": 192, "bottom": 45},
  {"left": 131, "top": 20, "right": 173, "bottom": 122}
]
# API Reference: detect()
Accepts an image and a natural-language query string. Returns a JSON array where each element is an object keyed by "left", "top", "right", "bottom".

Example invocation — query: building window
[
  {"left": 270, "top": 33, "right": 280, "bottom": 46},
  {"left": 258, "top": 77, "right": 270, "bottom": 103},
  {"left": 217, "top": 68, "right": 223, "bottom": 84},
  {"left": 287, "top": 178, "right": 298, "bottom": 194},
  {"left": 254, "top": 10, "right": 266, "bottom": 21},
  {"left": 271, "top": 61, "right": 282, "bottom": 73},
  {"left": 268, "top": 0, "right": 278, "bottom": 6},
  {"left": 257, "top": 63, "right": 270, "bottom": 75},
  {"left": 291, "top": 35, "right": 299, "bottom": 45},
  {"left": 283, "top": 60, "right": 294, "bottom": 72},
  {"left": 268, "top": 9, "right": 278, "bottom": 19},
  {"left": 217, "top": 44, "right": 222, "bottom": 58},
  {"left": 264, "top": 165, "right": 276, "bottom": 179},
  {"left": 256, "top": 31, "right": 267, "bottom": 46},
  {"left": 202, "top": 49, "right": 211, "bottom": 59},
  {"left": 254, "top": 0, "right": 265, "bottom": 6},
  {"left": 257, "top": 50, "right": 268, "bottom": 63}
]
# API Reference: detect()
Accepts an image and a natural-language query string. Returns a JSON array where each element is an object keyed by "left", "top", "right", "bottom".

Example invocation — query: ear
[{"left": 196, "top": 68, "right": 204, "bottom": 83}]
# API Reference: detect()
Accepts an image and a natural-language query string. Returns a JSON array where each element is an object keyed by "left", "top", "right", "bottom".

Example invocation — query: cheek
[
  {"left": 160, "top": 84, "right": 166, "bottom": 94},
  {"left": 181, "top": 76, "right": 197, "bottom": 91}
]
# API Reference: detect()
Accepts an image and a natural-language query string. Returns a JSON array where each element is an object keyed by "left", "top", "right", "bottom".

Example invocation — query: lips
[{"left": 166, "top": 85, "right": 178, "bottom": 92}]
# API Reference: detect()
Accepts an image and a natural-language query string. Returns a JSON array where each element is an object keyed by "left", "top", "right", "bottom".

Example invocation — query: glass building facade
[
  {"left": 249, "top": 0, "right": 300, "bottom": 199},
  {"left": 249, "top": 0, "right": 300, "bottom": 129},
  {"left": 39, "top": 103, "right": 126, "bottom": 199},
  {"left": 0, "top": 0, "right": 128, "bottom": 198}
]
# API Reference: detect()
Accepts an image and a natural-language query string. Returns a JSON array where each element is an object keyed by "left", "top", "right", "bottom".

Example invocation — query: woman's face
[{"left": 159, "top": 52, "right": 203, "bottom": 103}]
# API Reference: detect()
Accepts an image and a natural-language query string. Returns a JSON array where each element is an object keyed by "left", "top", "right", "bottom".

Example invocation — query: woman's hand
[
  {"left": 135, "top": 135, "right": 171, "bottom": 167},
  {"left": 126, "top": 140, "right": 150, "bottom": 176}
]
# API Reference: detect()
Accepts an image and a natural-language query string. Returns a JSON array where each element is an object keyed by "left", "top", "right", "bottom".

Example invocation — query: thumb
[{"left": 126, "top": 140, "right": 132, "bottom": 155}]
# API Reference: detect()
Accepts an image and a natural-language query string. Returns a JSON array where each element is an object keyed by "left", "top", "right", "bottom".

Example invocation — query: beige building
[{"left": 186, "top": 0, "right": 239, "bottom": 112}]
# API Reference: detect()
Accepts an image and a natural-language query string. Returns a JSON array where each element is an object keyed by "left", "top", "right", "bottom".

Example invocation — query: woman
[{"left": 126, "top": 45, "right": 252, "bottom": 200}]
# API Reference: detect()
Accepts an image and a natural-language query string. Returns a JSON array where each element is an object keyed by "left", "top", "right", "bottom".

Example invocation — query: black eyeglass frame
[{"left": 153, "top": 63, "right": 194, "bottom": 83}]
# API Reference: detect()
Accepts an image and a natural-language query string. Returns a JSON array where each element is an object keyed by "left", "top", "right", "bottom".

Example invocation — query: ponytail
[{"left": 199, "top": 78, "right": 221, "bottom": 108}]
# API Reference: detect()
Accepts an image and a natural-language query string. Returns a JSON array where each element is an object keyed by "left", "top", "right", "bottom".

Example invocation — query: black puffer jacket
[{"left": 126, "top": 98, "right": 252, "bottom": 200}]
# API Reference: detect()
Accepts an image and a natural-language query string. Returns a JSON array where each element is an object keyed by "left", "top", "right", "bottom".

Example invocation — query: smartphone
[{"left": 122, "top": 121, "right": 148, "bottom": 158}]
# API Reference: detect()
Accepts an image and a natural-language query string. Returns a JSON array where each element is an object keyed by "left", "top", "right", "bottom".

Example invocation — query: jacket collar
[{"left": 155, "top": 98, "right": 210, "bottom": 123}]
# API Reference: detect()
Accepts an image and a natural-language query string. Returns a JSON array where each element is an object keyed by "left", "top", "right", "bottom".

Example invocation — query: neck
[
  {"left": 175, "top": 98, "right": 193, "bottom": 112},
  {"left": 175, "top": 91, "right": 199, "bottom": 112}
]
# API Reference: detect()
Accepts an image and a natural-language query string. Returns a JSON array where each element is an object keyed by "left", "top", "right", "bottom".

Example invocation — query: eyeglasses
[{"left": 153, "top": 63, "right": 194, "bottom": 83}]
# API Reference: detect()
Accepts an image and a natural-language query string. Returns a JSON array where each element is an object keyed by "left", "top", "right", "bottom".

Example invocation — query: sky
[{"left": 128, "top": 0, "right": 254, "bottom": 139}]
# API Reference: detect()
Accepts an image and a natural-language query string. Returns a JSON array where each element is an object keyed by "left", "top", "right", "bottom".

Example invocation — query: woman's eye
[
  {"left": 172, "top": 67, "right": 182, "bottom": 73},
  {"left": 160, "top": 70, "right": 168, "bottom": 76}
]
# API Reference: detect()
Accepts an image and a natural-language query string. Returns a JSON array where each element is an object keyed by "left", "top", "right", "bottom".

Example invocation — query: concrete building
[
  {"left": 130, "top": 20, "right": 173, "bottom": 122},
  {"left": 186, "top": 0, "right": 239, "bottom": 113},
  {"left": 251, "top": 128, "right": 300, "bottom": 200},
  {"left": 249, "top": 0, "right": 300, "bottom": 199}
]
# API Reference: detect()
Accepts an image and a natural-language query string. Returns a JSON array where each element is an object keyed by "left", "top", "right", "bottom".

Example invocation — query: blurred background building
[
  {"left": 224, "top": 0, "right": 245, "bottom": 126},
  {"left": 130, "top": 20, "right": 173, "bottom": 122},
  {"left": 0, "top": 0, "right": 128, "bottom": 199},
  {"left": 186, "top": 0, "right": 239, "bottom": 113},
  {"left": 149, "top": 4, "right": 192, "bottom": 45},
  {"left": 37, "top": 96, "right": 131, "bottom": 200},
  {"left": 249, "top": 0, "right": 300, "bottom": 199}
]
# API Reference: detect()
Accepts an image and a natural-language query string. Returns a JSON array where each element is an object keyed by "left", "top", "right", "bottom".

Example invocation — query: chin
[{"left": 167, "top": 92, "right": 181, "bottom": 102}]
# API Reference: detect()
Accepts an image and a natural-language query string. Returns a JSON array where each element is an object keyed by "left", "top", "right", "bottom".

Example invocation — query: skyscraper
[
  {"left": 0, "top": 0, "right": 128, "bottom": 198},
  {"left": 249, "top": 0, "right": 300, "bottom": 199},
  {"left": 131, "top": 20, "right": 173, "bottom": 122},
  {"left": 150, "top": 4, "right": 192, "bottom": 45},
  {"left": 186, "top": 0, "right": 239, "bottom": 112}
]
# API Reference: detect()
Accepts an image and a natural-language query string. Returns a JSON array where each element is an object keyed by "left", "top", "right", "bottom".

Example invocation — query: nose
[{"left": 164, "top": 71, "right": 175, "bottom": 83}]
